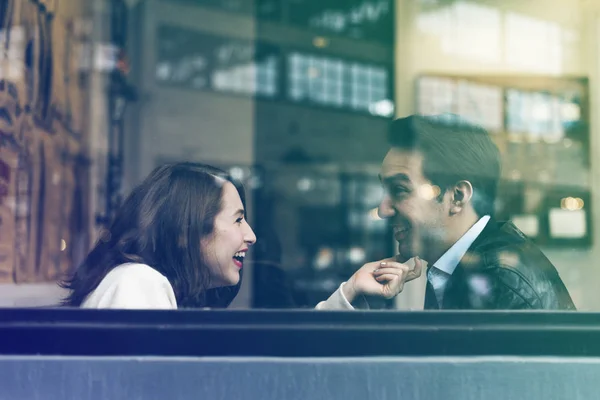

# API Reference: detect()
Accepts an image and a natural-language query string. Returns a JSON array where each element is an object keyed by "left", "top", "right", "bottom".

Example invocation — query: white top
[
  {"left": 81, "top": 263, "right": 177, "bottom": 309},
  {"left": 315, "top": 282, "right": 354, "bottom": 310},
  {"left": 316, "top": 215, "right": 491, "bottom": 311}
]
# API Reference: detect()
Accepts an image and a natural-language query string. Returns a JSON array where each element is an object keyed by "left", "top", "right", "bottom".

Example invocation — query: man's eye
[
  {"left": 236, "top": 217, "right": 244, "bottom": 224},
  {"left": 388, "top": 186, "right": 411, "bottom": 199}
]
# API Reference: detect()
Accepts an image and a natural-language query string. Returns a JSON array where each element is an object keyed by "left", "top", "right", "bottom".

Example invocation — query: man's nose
[{"left": 377, "top": 195, "right": 395, "bottom": 219}]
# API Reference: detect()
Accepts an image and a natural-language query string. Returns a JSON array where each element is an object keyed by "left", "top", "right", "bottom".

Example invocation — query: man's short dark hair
[{"left": 388, "top": 114, "right": 501, "bottom": 217}]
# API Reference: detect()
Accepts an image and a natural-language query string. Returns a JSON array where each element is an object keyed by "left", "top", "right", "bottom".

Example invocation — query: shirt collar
[{"left": 433, "top": 215, "right": 490, "bottom": 275}]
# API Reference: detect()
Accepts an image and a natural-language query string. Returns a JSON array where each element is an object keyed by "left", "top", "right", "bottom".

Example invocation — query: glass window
[
  {"left": 288, "top": 52, "right": 393, "bottom": 116},
  {"left": 156, "top": 25, "right": 281, "bottom": 99},
  {"left": 2, "top": 0, "right": 596, "bottom": 321}
]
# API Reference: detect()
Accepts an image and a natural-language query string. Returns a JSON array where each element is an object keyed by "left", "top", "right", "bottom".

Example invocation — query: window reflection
[
  {"left": 505, "top": 12, "right": 563, "bottom": 74},
  {"left": 417, "top": 1, "right": 502, "bottom": 63},
  {"left": 156, "top": 26, "right": 280, "bottom": 97},
  {"left": 256, "top": 166, "right": 394, "bottom": 308},
  {"left": 418, "top": 76, "right": 503, "bottom": 132},
  {"left": 0, "top": 0, "right": 597, "bottom": 312},
  {"left": 416, "top": 1, "right": 577, "bottom": 74},
  {"left": 156, "top": 26, "right": 393, "bottom": 116},
  {"left": 289, "top": 0, "right": 393, "bottom": 42},
  {"left": 288, "top": 52, "right": 392, "bottom": 115}
]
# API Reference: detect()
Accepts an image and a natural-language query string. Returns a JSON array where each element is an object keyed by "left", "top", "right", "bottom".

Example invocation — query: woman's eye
[{"left": 236, "top": 218, "right": 243, "bottom": 224}]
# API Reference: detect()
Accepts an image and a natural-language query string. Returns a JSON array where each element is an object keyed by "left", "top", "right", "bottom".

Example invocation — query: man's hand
[{"left": 342, "top": 256, "right": 423, "bottom": 303}]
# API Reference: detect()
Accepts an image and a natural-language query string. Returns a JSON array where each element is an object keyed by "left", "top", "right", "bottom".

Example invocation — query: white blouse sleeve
[{"left": 315, "top": 282, "right": 355, "bottom": 310}]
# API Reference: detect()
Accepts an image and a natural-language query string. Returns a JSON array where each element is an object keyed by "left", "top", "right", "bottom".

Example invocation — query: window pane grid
[{"left": 287, "top": 52, "right": 392, "bottom": 114}]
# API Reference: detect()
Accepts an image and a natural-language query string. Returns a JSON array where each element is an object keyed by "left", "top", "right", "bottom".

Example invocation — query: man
[{"left": 317, "top": 114, "right": 575, "bottom": 310}]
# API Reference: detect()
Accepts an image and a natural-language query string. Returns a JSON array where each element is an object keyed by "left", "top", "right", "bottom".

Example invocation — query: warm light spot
[
  {"left": 561, "top": 197, "right": 584, "bottom": 211},
  {"left": 314, "top": 248, "right": 333, "bottom": 270},
  {"left": 313, "top": 36, "right": 328, "bottom": 48},
  {"left": 60, "top": 240, "right": 67, "bottom": 252},
  {"left": 418, "top": 184, "right": 441, "bottom": 200},
  {"left": 369, "top": 207, "right": 382, "bottom": 220}
]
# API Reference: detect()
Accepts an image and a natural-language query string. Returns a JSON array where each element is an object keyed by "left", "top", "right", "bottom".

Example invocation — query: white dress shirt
[{"left": 428, "top": 215, "right": 490, "bottom": 305}]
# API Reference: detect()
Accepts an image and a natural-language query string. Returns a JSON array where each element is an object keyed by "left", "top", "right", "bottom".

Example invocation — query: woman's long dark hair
[{"left": 60, "top": 162, "right": 246, "bottom": 308}]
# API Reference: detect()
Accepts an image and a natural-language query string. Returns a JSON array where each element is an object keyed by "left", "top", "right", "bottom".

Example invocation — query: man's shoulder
[
  {"left": 461, "top": 220, "right": 575, "bottom": 310},
  {"left": 475, "top": 220, "right": 527, "bottom": 249},
  {"left": 466, "top": 220, "right": 522, "bottom": 256},
  {"left": 467, "top": 221, "right": 554, "bottom": 273}
]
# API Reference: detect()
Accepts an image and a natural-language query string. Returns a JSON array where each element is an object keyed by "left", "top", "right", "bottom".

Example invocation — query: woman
[{"left": 61, "top": 162, "right": 256, "bottom": 309}]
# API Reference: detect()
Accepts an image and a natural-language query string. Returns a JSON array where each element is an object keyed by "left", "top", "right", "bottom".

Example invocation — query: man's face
[{"left": 378, "top": 148, "right": 451, "bottom": 263}]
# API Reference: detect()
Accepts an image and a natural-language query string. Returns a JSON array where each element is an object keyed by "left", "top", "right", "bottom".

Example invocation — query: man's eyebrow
[
  {"left": 379, "top": 173, "right": 411, "bottom": 185},
  {"left": 232, "top": 209, "right": 245, "bottom": 217}
]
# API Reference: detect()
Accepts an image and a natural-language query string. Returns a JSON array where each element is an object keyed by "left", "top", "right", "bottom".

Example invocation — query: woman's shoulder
[
  {"left": 106, "top": 262, "right": 169, "bottom": 282},
  {"left": 81, "top": 263, "right": 177, "bottom": 309},
  {"left": 100, "top": 262, "right": 173, "bottom": 293}
]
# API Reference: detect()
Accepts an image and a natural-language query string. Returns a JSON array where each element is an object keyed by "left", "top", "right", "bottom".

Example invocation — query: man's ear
[{"left": 450, "top": 180, "right": 473, "bottom": 214}]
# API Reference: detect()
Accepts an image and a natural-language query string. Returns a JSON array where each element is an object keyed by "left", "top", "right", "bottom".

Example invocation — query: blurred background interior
[{"left": 0, "top": 0, "right": 599, "bottom": 310}]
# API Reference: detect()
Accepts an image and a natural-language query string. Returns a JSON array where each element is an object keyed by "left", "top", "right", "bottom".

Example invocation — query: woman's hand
[{"left": 342, "top": 256, "right": 423, "bottom": 303}]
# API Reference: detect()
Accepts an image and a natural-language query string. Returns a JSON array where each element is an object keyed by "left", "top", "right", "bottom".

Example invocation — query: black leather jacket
[{"left": 425, "top": 220, "right": 576, "bottom": 310}]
